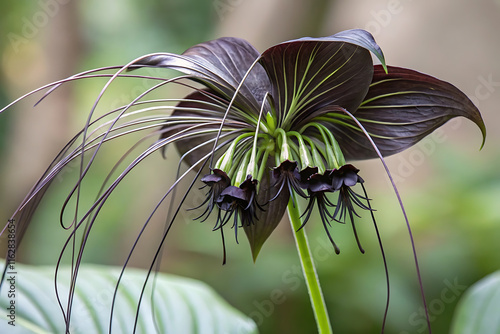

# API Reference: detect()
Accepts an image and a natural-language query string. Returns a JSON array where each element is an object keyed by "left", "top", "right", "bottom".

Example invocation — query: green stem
[{"left": 287, "top": 199, "right": 332, "bottom": 333}]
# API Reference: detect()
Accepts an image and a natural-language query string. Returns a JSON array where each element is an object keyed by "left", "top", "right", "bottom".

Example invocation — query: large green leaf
[
  {"left": 0, "top": 262, "right": 257, "bottom": 334},
  {"left": 450, "top": 271, "right": 500, "bottom": 334}
]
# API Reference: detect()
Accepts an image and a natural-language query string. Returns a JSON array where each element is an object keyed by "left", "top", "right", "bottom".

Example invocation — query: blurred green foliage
[{"left": 1, "top": 1, "right": 498, "bottom": 334}]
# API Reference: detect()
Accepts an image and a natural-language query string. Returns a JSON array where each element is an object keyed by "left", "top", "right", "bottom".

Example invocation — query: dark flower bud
[
  {"left": 331, "top": 164, "right": 363, "bottom": 190},
  {"left": 193, "top": 169, "right": 232, "bottom": 223},
  {"left": 270, "top": 160, "right": 307, "bottom": 204},
  {"left": 307, "top": 171, "right": 335, "bottom": 193},
  {"left": 298, "top": 166, "right": 319, "bottom": 190},
  {"left": 215, "top": 175, "right": 263, "bottom": 244},
  {"left": 217, "top": 185, "right": 247, "bottom": 211},
  {"left": 201, "top": 169, "right": 231, "bottom": 197}
]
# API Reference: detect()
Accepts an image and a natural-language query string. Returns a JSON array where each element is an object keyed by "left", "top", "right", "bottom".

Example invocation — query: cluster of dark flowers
[
  {"left": 144, "top": 29, "right": 485, "bottom": 262},
  {"left": 197, "top": 130, "right": 371, "bottom": 258}
]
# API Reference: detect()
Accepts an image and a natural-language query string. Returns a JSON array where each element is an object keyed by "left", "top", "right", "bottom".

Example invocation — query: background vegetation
[{"left": 1, "top": 0, "right": 499, "bottom": 333}]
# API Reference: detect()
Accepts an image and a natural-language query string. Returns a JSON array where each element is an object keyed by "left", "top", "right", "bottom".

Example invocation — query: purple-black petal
[
  {"left": 259, "top": 30, "right": 383, "bottom": 129},
  {"left": 243, "top": 160, "right": 289, "bottom": 261},
  {"left": 330, "top": 65, "right": 486, "bottom": 160}
]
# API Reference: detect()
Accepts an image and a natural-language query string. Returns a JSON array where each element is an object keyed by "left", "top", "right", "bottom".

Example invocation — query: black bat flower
[
  {"left": 298, "top": 168, "right": 342, "bottom": 254},
  {"left": 0, "top": 29, "right": 485, "bottom": 333},
  {"left": 195, "top": 168, "right": 231, "bottom": 222},
  {"left": 137, "top": 29, "right": 484, "bottom": 259},
  {"left": 330, "top": 164, "right": 371, "bottom": 253}
]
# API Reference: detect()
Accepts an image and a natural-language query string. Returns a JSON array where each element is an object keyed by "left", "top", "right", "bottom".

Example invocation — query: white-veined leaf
[{"left": 0, "top": 262, "right": 258, "bottom": 334}]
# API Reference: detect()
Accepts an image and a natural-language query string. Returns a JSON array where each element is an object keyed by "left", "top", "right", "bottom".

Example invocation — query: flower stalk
[{"left": 287, "top": 197, "right": 332, "bottom": 334}]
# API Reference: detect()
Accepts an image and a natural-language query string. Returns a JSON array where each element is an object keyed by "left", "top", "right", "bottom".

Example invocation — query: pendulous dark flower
[
  {"left": 330, "top": 164, "right": 371, "bottom": 253},
  {"left": 216, "top": 175, "right": 262, "bottom": 235},
  {"left": 194, "top": 168, "right": 231, "bottom": 222},
  {"left": 299, "top": 168, "right": 341, "bottom": 253},
  {"left": 270, "top": 160, "right": 306, "bottom": 206}
]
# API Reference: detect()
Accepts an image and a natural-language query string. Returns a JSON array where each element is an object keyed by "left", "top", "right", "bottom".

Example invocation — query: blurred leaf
[
  {"left": 0, "top": 262, "right": 257, "bottom": 334},
  {"left": 450, "top": 271, "right": 500, "bottom": 334}
]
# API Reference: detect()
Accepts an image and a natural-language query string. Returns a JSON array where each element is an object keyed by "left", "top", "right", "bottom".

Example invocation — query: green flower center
[{"left": 215, "top": 112, "right": 347, "bottom": 187}]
